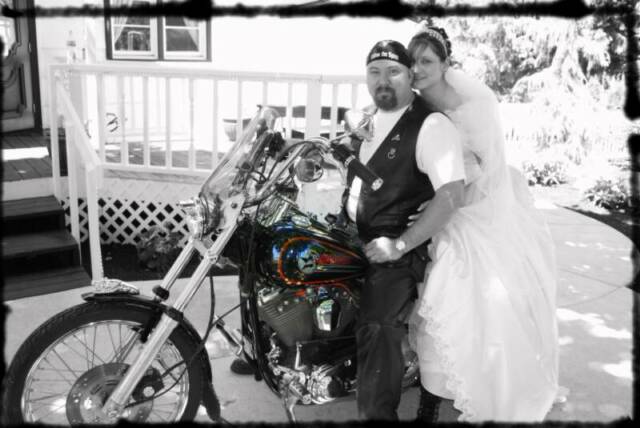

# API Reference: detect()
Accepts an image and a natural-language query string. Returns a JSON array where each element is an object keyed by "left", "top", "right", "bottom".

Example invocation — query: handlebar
[
  {"left": 329, "top": 141, "right": 383, "bottom": 191},
  {"left": 253, "top": 133, "right": 383, "bottom": 207}
]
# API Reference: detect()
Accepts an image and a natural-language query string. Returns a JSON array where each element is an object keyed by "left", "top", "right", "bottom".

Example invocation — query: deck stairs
[{"left": 2, "top": 196, "right": 90, "bottom": 301}]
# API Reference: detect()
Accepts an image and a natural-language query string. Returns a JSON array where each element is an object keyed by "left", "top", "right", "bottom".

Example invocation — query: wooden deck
[
  {"left": 1, "top": 130, "right": 219, "bottom": 186},
  {"left": 1, "top": 130, "right": 52, "bottom": 182},
  {"left": 104, "top": 141, "right": 218, "bottom": 171}
]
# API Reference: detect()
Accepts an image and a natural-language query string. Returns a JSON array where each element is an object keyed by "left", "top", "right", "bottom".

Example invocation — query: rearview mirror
[{"left": 294, "top": 148, "right": 324, "bottom": 183}]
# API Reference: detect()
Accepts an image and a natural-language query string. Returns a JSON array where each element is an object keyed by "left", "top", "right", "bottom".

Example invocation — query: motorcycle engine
[{"left": 257, "top": 283, "right": 358, "bottom": 349}]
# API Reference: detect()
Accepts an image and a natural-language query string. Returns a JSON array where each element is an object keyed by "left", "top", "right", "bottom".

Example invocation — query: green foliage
[
  {"left": 589, "top": 0, "right": 628, "bottom": 77},
  {"left": 522, "top": 157, "right": 569, "bottom": 187},
  {"left": 439, "top": 16, "right": 555, "bottom": 96},
  {"left": 583, "top": 176, "right": 630, "bottom": 210},
  {"left": 135, "top": 222, "right": 182, "bottom": 274},
  {"left": 423, "top": 8, "right": 624, "bottom": 98}
]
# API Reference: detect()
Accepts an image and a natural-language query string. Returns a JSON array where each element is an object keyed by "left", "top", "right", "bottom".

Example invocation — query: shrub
[
  {"left": 522, "top": 158, "right": 569, "bottom": 186},
  {"left": 583, "top": 176, "right": 630, "bottom": 210},
  {"left": 135, "top": 222, "right": 182, "bottom": 274}
]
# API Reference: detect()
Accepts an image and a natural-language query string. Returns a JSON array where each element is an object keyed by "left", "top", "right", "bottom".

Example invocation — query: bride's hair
[{"left": 408, "top": 26, "right": 452, "bottom": 63}]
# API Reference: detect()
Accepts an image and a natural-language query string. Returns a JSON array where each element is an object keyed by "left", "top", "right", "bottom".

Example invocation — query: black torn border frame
[{"left": 2, "top": 0, "right": 640, "bottom": 362}]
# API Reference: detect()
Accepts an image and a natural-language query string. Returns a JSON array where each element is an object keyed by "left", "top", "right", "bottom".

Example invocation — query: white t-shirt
[{"left": 346, "top": 105, "right": 465, "bottom": 222}]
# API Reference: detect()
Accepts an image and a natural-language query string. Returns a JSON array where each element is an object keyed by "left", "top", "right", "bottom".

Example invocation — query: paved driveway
[{"left": 3, "top": 204, "right": 634, "bottom": 422}]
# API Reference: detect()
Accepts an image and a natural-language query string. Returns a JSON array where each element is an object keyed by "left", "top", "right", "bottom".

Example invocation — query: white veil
[
  {"left": 446, "top": 65, "right": 559, "bottom": 391},
  {"left": 409, "top": 30, "right": 560, "bottom": 420}
]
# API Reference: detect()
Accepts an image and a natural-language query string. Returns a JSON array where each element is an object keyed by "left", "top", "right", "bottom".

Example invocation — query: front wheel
[{"left": 2, "top": 302, "right": 206, "bottom": 425}]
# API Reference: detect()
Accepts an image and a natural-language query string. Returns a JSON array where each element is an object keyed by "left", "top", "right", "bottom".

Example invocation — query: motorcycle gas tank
[{"left": 257, "top": 215, "right": 367, "bottom": 287}]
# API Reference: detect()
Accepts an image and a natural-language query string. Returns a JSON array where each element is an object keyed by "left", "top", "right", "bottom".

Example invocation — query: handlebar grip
[{"left": 331, "top": 144, "right": 383, "bottom": 191}]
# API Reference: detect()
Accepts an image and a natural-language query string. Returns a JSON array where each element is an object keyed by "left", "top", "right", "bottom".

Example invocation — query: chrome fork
[{"left": 101, "top": 194, "right": 245, "bottom": 419}]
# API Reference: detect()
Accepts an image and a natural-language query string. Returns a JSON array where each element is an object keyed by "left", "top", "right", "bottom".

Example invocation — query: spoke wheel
[{"left": 3, "top": 302, "right": 205, "bottom": 425}]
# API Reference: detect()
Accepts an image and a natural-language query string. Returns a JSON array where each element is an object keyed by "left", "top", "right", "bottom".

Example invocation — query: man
[{"left": 346, "top": 40, "right": 466, "bottom": 420}]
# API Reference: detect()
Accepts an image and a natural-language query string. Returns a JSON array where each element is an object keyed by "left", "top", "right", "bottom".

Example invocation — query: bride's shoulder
[{"left": 424, "top": 111, "right": 455, "bottom": 128}]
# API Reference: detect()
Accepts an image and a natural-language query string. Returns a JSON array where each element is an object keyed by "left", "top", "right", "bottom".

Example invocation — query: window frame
[
  {"left": 104, "top": 0, "right": 211, "bottom": 62},
  {"left": 161, "top": 16, "right": 208, "bottom": 61}
]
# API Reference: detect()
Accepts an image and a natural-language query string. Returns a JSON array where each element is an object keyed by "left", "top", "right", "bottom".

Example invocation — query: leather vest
[{"left": 344, "top": 95, "right": 435, "bottom": 242}]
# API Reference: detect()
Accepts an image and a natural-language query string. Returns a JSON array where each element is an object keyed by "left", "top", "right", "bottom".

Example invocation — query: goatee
[{"left": 374, "top": 87, "right": 398, "bottom": 111}]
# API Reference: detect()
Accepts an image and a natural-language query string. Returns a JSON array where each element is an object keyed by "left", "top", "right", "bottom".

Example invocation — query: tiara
[{"left": 415, "top": 28, "right": 448, "bottom": 57}]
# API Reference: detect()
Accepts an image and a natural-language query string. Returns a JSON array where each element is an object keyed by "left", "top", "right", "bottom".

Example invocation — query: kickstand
[{"left": 282, "top": 388, "right": 299, "bottom": 423}]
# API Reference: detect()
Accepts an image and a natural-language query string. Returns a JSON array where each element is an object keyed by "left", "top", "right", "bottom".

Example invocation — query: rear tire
[{"left": 2, "top": 301, "right": 206, "bottom": 425}]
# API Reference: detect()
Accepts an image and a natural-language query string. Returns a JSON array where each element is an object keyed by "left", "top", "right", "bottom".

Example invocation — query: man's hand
[{"left": 364, "top": 237, "right": 403, "bottom": 264}]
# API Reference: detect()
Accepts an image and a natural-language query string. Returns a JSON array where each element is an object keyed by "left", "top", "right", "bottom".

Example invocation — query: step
[
  {"left": 2, "top": 196, "right": 61, "bottom": 220},
  {"left": 2, "top": 266, "right": 91, "bottom": 301},
  {"left": 1, "top": 196, "right": 64, "bottom": 234},
  {"left": 2, "top": 229, "right": 77, "bottom": 260},
  {"left": 2, "top": 230, "right": 80, "bottom": 276}
]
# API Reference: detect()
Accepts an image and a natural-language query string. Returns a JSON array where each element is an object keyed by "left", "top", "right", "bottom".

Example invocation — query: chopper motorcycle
[{"left": 1, "top": 106, "right": 420, "bottom": 424}]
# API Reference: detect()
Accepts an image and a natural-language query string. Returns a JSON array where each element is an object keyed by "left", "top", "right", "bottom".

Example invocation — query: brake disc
[{"left": 66, "top": 363, "right": 155, "bottom": 424}]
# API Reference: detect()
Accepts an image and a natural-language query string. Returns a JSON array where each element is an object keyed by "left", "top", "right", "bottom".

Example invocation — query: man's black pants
[{"left": 356, "top": 250, "right": 426, "bottom": 420}]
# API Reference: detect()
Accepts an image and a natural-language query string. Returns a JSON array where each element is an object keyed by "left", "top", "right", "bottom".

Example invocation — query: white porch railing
[
  {"left": 51, "top": 63, "right": 367, "bottom": 177},
  {"left": 49, "top": 70, "right": 104, "bottom": 280}
]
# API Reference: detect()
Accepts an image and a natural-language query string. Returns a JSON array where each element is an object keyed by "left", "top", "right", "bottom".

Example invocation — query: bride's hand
[{"left": 407, "top": 200, "right": 430, "bottom": 227}]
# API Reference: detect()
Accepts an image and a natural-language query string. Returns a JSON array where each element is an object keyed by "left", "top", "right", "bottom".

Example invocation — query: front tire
[{"left": 2, "top": 302, "right": 206, "bottom": 425}]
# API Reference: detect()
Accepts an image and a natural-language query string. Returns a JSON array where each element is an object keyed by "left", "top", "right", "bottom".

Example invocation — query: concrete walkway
[{"left": 3, "top": 203, "right": 635, "bottom": 423}]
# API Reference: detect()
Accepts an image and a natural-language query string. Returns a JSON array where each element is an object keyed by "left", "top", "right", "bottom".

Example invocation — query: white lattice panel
[
  {"left": 61, "top": 198, "right": 89, "bottom": 242},
  {"left": 61, "top": 173, "right": 343, "bottom": 246},
  {"left": 99, "top": 177, "right": 201, "bottom": 245}
]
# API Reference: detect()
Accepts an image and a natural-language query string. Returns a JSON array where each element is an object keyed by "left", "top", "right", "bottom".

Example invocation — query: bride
[{"left": 406, "top": 24, "right": 560, "bottom": 422}]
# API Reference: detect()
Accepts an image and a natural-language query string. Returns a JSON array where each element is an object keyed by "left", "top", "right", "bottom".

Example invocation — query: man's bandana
[{"left": 366, "top": 40, "right": 412, "bottom": 69}]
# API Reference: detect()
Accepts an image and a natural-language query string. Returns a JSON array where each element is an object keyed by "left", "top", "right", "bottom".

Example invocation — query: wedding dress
[{"left": 409, "top": 68, "right": 559, "bottom": 421}]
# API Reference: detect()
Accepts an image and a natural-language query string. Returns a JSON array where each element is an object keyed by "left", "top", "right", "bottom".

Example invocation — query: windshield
[{"left": 199, "top": 107, "right": 280, "bottom": 203}]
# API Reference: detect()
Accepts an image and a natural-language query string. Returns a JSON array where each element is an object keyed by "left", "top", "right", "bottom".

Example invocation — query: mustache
[{"left": 375, "top": 86, "right": 394, "bottom": 94}]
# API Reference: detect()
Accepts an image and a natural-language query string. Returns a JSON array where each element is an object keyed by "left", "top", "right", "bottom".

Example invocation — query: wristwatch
[{"left": 394, "top": 238, "right": 407, "bottom": 253}]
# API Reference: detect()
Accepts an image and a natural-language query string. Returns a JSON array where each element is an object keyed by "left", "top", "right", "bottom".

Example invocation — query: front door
[{"left": 2, "top": 0, "right": 41, "bottom": 132}]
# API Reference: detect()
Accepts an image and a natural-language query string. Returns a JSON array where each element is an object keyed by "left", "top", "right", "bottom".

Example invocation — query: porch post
[
  {"left": 66, "top": 125, "right": 81, "bottom": 246},
  {"left": 300, "top": 79, "right": 323, "bottom": 213},
  {"left": 305, "top": 78, "right": 322, "bottom": 137},
  {"left": 85, "top": 167, "right": 104, "bottom": 280},
  {"left": 49, "top": 68, "right": 61, "bottom": 199},
  {"left": 69, "top": 71, "right": 87, "bottom": 131}
]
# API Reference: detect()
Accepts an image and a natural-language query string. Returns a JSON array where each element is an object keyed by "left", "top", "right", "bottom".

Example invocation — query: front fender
[{"left": 81, "top": 292, "right": 221, "bottom": 421}]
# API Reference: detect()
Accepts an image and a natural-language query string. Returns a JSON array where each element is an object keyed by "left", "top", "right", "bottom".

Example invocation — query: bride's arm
[
  {"left": 398, "top": 179, "right": 464, "bottom": 253},
  {"left": 399, "top": 113, "right": 466, "bottom": 253}
]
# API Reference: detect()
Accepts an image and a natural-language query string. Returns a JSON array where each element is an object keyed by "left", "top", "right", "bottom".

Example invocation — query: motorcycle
[{"left": 2, "top": 106, "right": 420, "bottom": 424}]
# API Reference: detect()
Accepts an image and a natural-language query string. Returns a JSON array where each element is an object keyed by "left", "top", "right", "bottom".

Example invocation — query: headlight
[{"left": 178, "top": 198, "right": 205, "bottom": 239}]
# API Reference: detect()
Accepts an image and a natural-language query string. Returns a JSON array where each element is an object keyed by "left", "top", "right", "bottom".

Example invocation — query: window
[
  {"left": 105, "top": 0, "right": 210, "bottom": 61},
  {"left": 0, "top": 0, "right": 17, "bottom": 58}
]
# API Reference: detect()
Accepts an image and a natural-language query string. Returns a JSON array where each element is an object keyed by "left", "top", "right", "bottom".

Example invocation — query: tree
[{"left": 408, "top": 0, "right": 625, "bottom": 98}]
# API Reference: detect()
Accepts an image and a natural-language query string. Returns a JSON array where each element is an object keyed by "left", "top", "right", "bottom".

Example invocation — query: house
[{"left": 2, "top": 0, "right": 419, "bottom": 297}]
